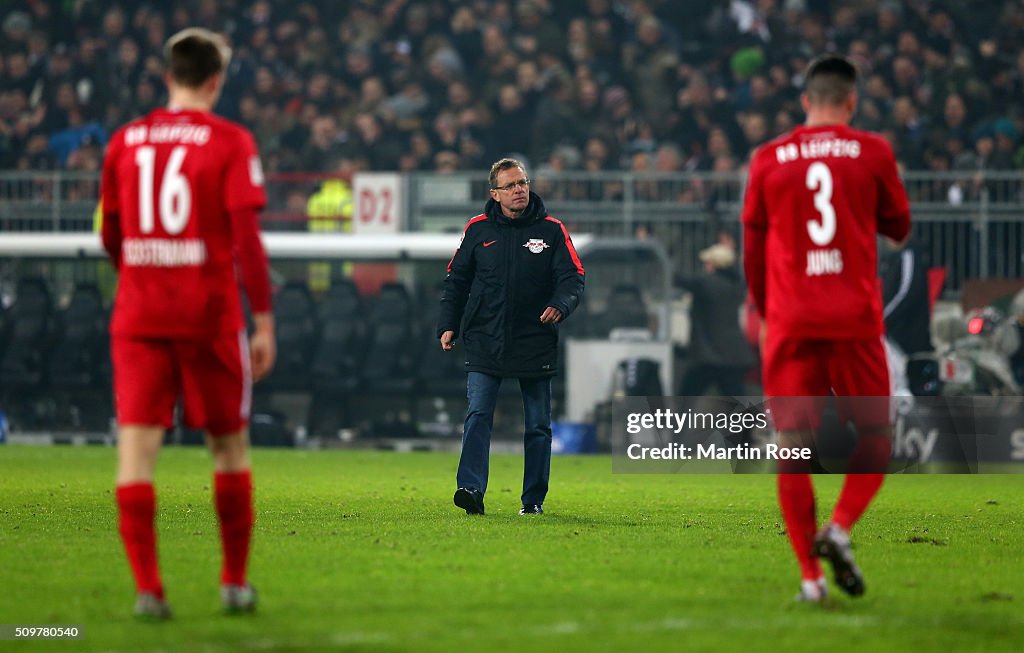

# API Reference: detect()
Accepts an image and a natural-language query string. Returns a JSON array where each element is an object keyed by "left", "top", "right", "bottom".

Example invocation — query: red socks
[
  {"left": 214, "top": 470, "right": 254, "bottom": 586},
  {"left": 777, "top": 449, "right": 820, "bottom": 581},
  {"left": 117, "top": 482, "right": 164, "bottom": 599},
  {"left": 779, "top": 435, "right": 889, "bottom": 581},
  {"left": 777, "top": 473, "right": 822, "bottom": 581},
  {"left": 832, "top": 434, "right": 890, "bottom": 530},
  {"left": 118, "top": 471, "right": 253, "bottom": 595}
]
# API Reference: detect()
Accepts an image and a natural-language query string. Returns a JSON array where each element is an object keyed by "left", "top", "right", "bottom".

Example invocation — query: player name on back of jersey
[
  {"left": 805, "top": 248, "right": 843, "bottom": 276},
  {"left": 124, "top": 123, "right": 212, "bottom": 146},
  {"left": 123, "top": 238, "right": 207, "bottom": 267},
  {"left": 774, "top": 137, "right": 861, "bottom": 163}
]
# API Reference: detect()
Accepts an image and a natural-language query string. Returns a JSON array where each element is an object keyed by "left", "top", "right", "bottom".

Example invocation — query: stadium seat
[
  {"left": 590, "top": 284, "right": 651, "bottom": 338},
  {"left": 0, "top": 277, "right": 54, "bottom": 386},
  {"left": 360, "top": 282, "right": 417, "bottom": 393},
  {"left": 410, "top": 283, "right": 466, "bottom": 437},
  {"left": 308, "top": 280, "right": 364, "bottom": 435},
  {"left": 262, "top": 281, "right": 319, "bottom": 392},
  {"left": 0, "top": 277, "right": 55, "bottom": 428},
  {"left": 45, "top": 283, "right": 112, "bottom": 431},
  {"left": 414, "top": 283, "right": 463, "bottom": 397},
  {"left": 356, "top": 282, "right": 419, "bottom": 437},
  {"left": 48, "top": 283, "right": 108, "bottom": 389}
]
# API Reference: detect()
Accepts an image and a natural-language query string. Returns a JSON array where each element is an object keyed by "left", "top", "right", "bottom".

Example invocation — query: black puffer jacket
[
  {"left": 677, "top": 265, "right": 756, "bottom": 369},
  {"left": 437, "top": 192, "right": 585, "bottom": 378}
]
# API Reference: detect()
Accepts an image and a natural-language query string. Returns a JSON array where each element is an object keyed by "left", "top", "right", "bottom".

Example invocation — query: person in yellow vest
[
  {"left": 93, "top": 200, "right": 118, "bottom": 298},
  {"left": 306, "top": 175, "right": 353, "bottom": 292}
]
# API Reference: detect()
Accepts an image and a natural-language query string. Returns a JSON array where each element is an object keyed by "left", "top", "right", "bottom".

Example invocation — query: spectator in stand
[
  {"left": 490, "top": 83, "right": 535, "bottom": 160},
  {"left": 623, "top": 15, "right": 678, "bottom": 121},
  {"left": 741, "top": 112, "right": 770, "bottom": 152},
  {"left": 2, "top": 1, "right": 1024, "bottom": 173},
  {"left": 298, "top": 115, "right": 343, "bottom": 172},
  {"left": 990, "top": 118, "right": 1020, "bottom": 172},
  {"left": 433, "top": 150, "right": 461, "bottom": 174},
  {"left": 890, "top": 96, "right": 927, "bottom": 169},
  {"left": 934, "top": 93, "right": 971, "bottom": 148}
]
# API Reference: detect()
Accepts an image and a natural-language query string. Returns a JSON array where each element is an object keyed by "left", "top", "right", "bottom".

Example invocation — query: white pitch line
[{"left": 83, "top": 611, "right": 985, "bottom": 653}]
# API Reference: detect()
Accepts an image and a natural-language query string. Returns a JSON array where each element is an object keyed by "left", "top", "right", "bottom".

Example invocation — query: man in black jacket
[
  {"left": 881, "top": 237, "right": 933, "bottom": 358},
  {"left": 880, "top": 237, "right": 933, "bottom": 398},
  {"left": 677, "top": 243, "right": 756, "bottom": 396},
  {"left": 438, "top": 158, "right": 585, "bottom": 516}
]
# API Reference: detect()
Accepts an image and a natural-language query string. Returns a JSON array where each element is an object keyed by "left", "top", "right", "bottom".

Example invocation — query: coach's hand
[
  {"left": 251, "top": 313, "right": 277, "bottom": 381},
  {"left": 539, "top": 306, "right": 562, "bottom": 324},
  {"left": 440, "top": 330, "right": 456, "bottom": 351}
]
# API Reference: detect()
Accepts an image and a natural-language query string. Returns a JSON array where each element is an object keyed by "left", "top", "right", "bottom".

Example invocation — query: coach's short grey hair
[{"left": 489, "top": 158, "right": 527, "bottom": 188}]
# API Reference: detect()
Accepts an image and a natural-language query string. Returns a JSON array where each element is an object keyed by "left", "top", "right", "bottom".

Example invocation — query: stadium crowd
[{"left": 2, "top": 0, "right": 1024, "bottom": 181}]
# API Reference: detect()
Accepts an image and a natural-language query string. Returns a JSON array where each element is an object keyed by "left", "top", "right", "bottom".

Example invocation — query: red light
[
  {"left": 944, "top": 360, "right": 956, "bottom": 379},
  {"left": 967, "top": 317, "right": 984, "bottom": 335}
]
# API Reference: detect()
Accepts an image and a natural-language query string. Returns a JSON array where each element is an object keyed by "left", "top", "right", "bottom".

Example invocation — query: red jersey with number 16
[
  {"left": 101, "top": 108, "right": 267, "bottom": 339},
  {"left": 742, "top": 124, "right": 911, "bottom": 340}
]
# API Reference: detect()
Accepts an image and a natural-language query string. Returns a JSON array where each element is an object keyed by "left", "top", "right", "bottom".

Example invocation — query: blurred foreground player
[
  {"left": 101, "top": 27, "right": 274, "bottom": 619},
  {"left": 741, "top": 55, "right": 910, "bottom": 602}
]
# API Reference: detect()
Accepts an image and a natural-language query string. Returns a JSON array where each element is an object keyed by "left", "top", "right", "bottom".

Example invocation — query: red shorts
[
  {"left": 763, "top": 334, "right": 890, "bottom": 431},
  {"left": 112, "top": 331, "right": 251, "bottom": 436}
]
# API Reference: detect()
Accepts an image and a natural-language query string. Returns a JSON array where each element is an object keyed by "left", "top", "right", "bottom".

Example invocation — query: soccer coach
[{"left": 438, "top": 158, "right": 585, "bottom": 516}]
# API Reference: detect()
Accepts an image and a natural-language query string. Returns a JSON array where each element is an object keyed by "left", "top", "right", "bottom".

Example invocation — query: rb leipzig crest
[{"left": 524, "top": 239, "right": 550, "bottom": 254}]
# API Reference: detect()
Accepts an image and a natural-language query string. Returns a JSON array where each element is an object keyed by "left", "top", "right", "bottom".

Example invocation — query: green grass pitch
[{"left": 0, "top": 446, "right": 1020, "bottom": 653}]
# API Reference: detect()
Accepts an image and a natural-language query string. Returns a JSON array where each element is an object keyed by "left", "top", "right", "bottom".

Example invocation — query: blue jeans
[{"left": 457, "top": 371, "right": 552, "bottom": 506}]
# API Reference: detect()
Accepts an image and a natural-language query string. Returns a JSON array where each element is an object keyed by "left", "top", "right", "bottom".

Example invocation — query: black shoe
[
  {"left": 519, "top": 504, "right": 543, "bottom": 515},
  {"left": 812, "top": 523, "right": 865, "bottom": 597},
  {"left": 454, "top": 488, "right": 485, "bottom": 515}
]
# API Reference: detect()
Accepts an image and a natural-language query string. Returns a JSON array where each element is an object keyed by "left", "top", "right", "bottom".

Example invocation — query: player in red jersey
[
  {"left": 100, "top": 27, "right": 274, "bottom": 619},
  {"left": 741, "top": 55, "right": 910, "bottom": 602}
]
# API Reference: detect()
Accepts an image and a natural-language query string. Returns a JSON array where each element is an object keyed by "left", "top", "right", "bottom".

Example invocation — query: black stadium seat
[
  {"left": 353, "top": 282, "right": 419, "bottom": 436},
  {"left": 0, "top": 276, "right": 54, "bottom": 390},
  {"left": 591, "top": 284, "right": 650, "bottom": 338},
  {"left": 262, "top": 281, "right": 319, "bottom": 392},
  {"left": 0, "top": 277, "right": 55, "bottom": 428},
  {"left": 308, "top": 280, "right": 364, "bottom": 435},
  {"left": 360, "top": 282, "right": 417, "bottom": 393},
  {"left": 45, "top": 283, "right": 112, "bottom": 430},
  {"left": 411, "top": 284, "right": 466, "bottom": 437},
  {"left": 311, "top": 279, "right": 363, "bottom": 392},
  {"left": 415, "top": 283, "right": 463, "bottom": 396},
  {"left": 48, "top": 283, "right": 108, "bottom": 390}
]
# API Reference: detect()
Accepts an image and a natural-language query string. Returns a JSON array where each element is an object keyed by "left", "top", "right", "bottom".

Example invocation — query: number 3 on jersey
[
  {"left": 805, "top": 162, "right": 836, "bottom": 246},
  {"left": 135, "top": 145, "right": 192, "bottom": 235}
]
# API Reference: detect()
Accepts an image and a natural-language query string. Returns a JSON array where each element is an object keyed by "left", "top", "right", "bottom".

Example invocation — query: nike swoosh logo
[{"left": 483, "top": 240, "right": 497, "bottom": 247}]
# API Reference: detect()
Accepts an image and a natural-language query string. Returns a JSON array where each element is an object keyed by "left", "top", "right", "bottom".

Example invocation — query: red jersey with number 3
[
  {"left": 742, "top": 124, "right": 910, "bottom": 340},
  {"left": 101, "top": 108, "right": 266, "bottom": 339}
]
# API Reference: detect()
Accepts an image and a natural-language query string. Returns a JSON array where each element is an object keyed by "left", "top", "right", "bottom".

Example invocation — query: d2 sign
[{"left": 353, "top": 173, "right": 404, "bottom": 234}]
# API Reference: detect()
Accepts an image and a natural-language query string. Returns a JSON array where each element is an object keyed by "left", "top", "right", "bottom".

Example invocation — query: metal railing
[{"left": 2, "top": 169, "right": 1022, "bottom": 290}]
